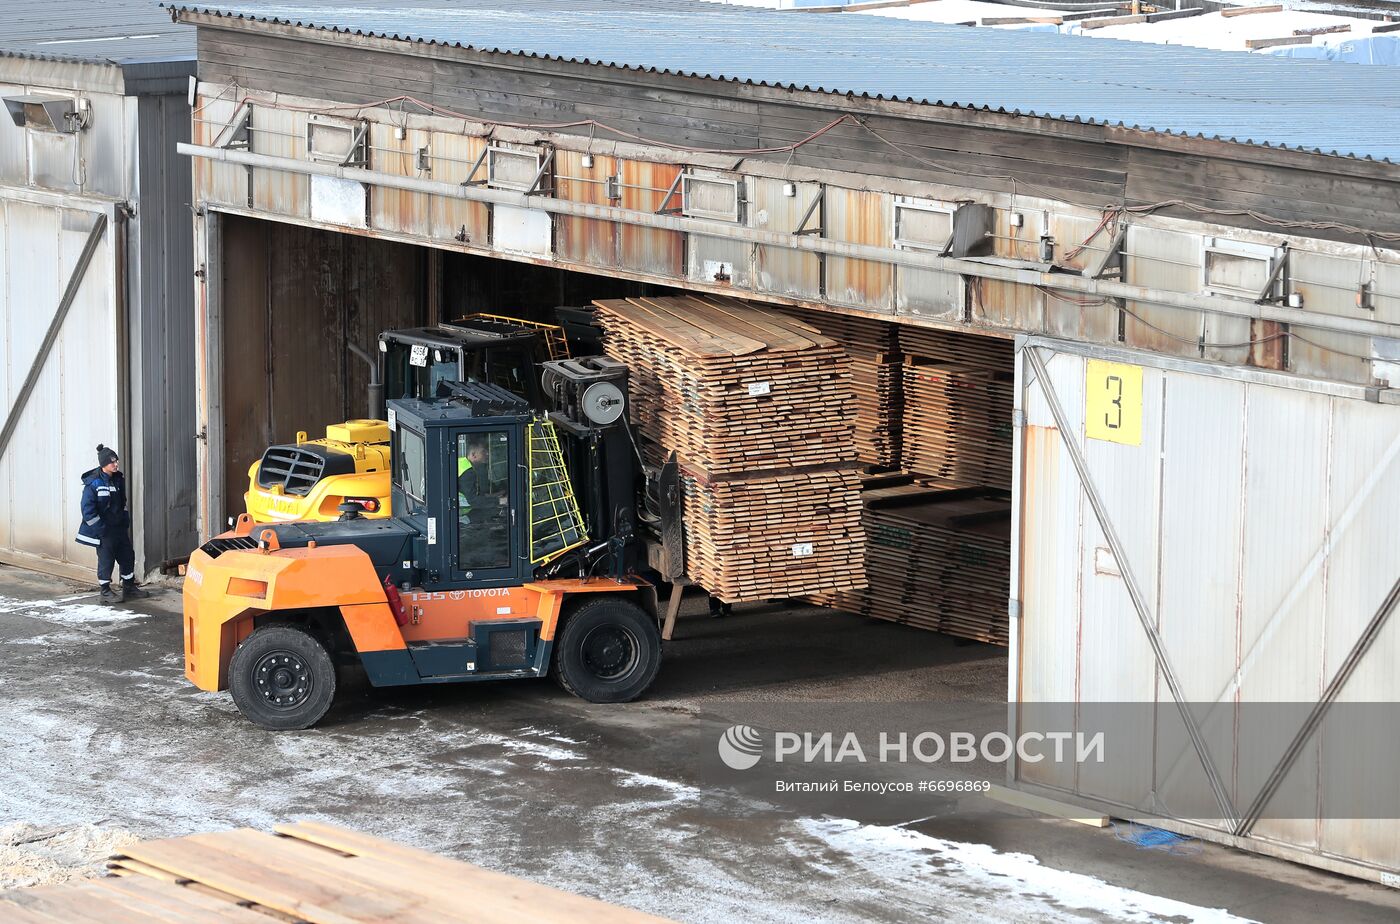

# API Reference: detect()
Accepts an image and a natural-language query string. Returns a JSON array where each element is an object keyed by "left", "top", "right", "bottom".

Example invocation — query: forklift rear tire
[
  {"left": 553, "top": 597, "right": 661, "bottom": 703},
  {"left": 228, "top": 625, "right": 337, "bottom": 730}
]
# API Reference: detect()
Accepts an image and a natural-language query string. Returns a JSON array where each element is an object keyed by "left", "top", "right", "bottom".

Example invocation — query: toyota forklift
[{"left": 184, "top": 357, "right": 678, "bottom": 729}]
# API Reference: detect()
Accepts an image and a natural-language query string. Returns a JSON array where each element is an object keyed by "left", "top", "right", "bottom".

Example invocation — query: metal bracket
[
  {"left": 1254, "top": 242, "right": 1290, "bottom": 304},
  {"left": 794, "top": 187, "right": 825, "bottom": 236},
  {"left": 213, "top": 103, "right": 251, "bottom": 150},
  {"left": 1086, "top": 221, "right": 1128, "bottom": 279},
  {"left": 525, "top": 147, "right": 556, "bottom": 196},
  {"left": 604, "top": 174, "right": 621, "bottom": 202},
  {"left": 415, "top": 146, "right": 432, "bottom": 174},
  {"left": 337, "top": 121, "right": 369, "bottom": 168},
  {"left": 655, "top": 171, "right": 684, "bottom": 215},
  {"left": 460, "top": 146, "right": 489, "bottom": 187}
]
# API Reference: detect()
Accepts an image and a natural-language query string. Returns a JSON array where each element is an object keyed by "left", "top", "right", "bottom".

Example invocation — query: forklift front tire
[
  {"left": 228, "top": 625, "right": 337, "bottom": 730},
  {"left": 553, "top": 597, "right": 661, "bottom": 703}
]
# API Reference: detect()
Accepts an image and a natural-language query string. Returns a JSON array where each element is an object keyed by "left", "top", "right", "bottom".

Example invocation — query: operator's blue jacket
[{"left": 75, "top": 467, "right": 130, "bottom": 548}]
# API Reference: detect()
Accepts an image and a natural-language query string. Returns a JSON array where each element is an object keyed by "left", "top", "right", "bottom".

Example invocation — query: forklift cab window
[
  {"left": 396, "top": 426, "right": 428, "bottom": 515},
  {"left": 456, "top": 430, "right": 511, "bottom": 572}
]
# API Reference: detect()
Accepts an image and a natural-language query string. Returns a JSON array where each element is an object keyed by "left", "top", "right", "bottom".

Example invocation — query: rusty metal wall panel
[
  {"left": 824, "top": 186, "right": 893, "bottom": 313},
  {"left": 974, "top": 208, "right": 1044, "bottom": 331},
  {"left": 749, "top": 175, "right": 820, "bottom": 301},
  {"left": 369, "top": 122, "right": 432, "bottom": 238},
  {"left": 1124, "top": 225, "right": 1202, "bottom": 359},
  {"left": 1046, "top": 212, "right": 1118, "bottom": 344},
  {"left": 1288, "top": 250, "right": 1372, "bottom": 385},
  {"left": 427, "top": 132, "right": 489, "bottom": 246},
  {"left": 249, "top": 106, "right": 308, "bottom": 219},
  {"left": 555, "top": 149, "right": 616, "bottom": 267},
  {"left": 618, "top": 158, "right": 683, "bottom": 279},
  {"left": 192, "top": 94, "right": 247, "bottom": 208}
]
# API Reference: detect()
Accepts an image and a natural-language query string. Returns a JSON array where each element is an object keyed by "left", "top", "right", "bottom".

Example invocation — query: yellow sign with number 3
[{"left": 1085, "top": 360, "right": 1143, "bottom": 445}]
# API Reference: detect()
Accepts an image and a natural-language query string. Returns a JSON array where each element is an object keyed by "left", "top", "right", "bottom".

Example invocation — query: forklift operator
[{"left": 457, "top": 435, "right": 509, "bottom": 570}]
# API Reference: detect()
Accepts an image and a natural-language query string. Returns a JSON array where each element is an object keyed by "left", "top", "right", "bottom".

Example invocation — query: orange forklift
[{"left": 184, "top": 358, "right": 682, "bottom": 729}]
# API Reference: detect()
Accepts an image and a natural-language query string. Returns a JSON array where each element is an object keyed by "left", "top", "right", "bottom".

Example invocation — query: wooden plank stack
[
  {"left": 595, "top": 295, "right": 866, "bottom": 602},
  {"left": 776, "top": 307, "right": 902, "bottom": 467},
  {"left": 813, "top": 480, "right": 1012, "bottom": 646},
  {"left": 899, "top": 327, "right": 1014, "bottom": 488},
  {"left": 1, "top": 821, "right": 674, "bottom": 922}
]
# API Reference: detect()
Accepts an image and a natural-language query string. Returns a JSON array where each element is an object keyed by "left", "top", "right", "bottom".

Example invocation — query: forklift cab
[
  {"left": 381, "top": 325, "right": 546, "bottom": 410},
  {"left": 388, "top": 378, "right": 591, "bottom": 589}
]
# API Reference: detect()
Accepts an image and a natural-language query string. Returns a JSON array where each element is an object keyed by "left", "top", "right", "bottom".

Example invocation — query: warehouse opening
[{"left": 214, "top": 213, "right": 1015, "bottom": 656}]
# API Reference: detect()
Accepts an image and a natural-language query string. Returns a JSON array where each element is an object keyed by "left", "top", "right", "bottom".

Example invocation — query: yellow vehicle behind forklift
[
  {"left": 186, "top": 357, "right": 678, "bottom": 729},
  {"left": 244, "top": 314, "right": 569, "bottom": 523}
]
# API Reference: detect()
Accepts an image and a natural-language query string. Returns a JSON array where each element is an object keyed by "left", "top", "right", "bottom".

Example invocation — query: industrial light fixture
[
  {"left": 581, "top": 153, "right": 595, "bottom": 168},
  {"left": 1009, "top": 212, "right": 1024, "bottom": 228},
  {"left": 782, "top": 182, "right": 797, "bottom": 197},
  {"left": 3, "top": 94, "right": 87, "bottom": 133}
]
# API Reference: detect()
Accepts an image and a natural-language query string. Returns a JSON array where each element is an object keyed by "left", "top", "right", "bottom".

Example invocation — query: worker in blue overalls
[{"left": 75, "top": 444, "right": 147, "bottom": 603}]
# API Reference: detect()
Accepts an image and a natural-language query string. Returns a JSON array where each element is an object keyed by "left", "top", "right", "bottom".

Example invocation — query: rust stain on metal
[
  {"left": 825, "top": 186, "right": 892, "bottom": 312},
  {"left": 371, "top": 123, "right": 433, "bottom": 237},
  {"left": 618, "top": 158, "right": 683, "bottom": 278},
  {"left": 1248, "top": 319, "right": 1286, "bottom": 371},
  {"left": 556, "top": 149, "right": 617, "bottom": 267},
  {"left": 428, "top": 132, "right": 489, "bottom": 245}
]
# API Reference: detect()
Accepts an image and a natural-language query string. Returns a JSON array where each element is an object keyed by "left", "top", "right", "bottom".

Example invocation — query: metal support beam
[
  {"left": 794, "top": 187, "right": 824, "bottom": 236},
  {"left": 1255, "top": 242, "right": 1290, "bottom": 304},
  {"left": 1024, "top": 345, "right": 1240, "bottom": 828},
  {"left": 1234, "top": 573, "right": 1400, "bottom": 837},
  {"left": 656, "top": 171, "right": 684, "bottom": 215},
  {"left": 178, "top": 143, "right": 1400, "bottom": 340},
  {"left": 0, "top": 213, "right": 108, "bottom": 464}
]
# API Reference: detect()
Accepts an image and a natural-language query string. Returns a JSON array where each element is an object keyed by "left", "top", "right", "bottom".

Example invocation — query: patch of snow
[
  {"left": 613, "top": 771, "right": 703, "bottom": 801},
  {"left": 800, "top": 818, "right": 1256, "bottom": 924},
  {"left": 0, "top": 593, "right": 148, "bottom": 626}
]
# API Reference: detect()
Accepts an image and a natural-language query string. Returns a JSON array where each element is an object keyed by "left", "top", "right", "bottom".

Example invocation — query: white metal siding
[
  {"left": 1014, "top": 337, "right": 1400, "bottom": 882},
  {"left": 0, "top": 197, "right": 120, "bottom": 574}
]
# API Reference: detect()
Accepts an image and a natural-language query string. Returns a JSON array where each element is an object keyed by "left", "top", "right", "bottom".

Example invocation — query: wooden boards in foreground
[{"left": 0, "top": 821, "right": 674, "bottom": 923}]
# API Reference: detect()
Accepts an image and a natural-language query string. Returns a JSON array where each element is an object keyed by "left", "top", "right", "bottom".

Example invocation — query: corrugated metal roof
[
  {"left": 0, "top": 0, "right": 194, "bottom": 65},
  {"left": 170, "top": 0, "right": 1400, "bottom": 164}
]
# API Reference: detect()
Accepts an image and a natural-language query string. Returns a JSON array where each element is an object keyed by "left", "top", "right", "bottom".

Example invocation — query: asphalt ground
[{"left": 1, "top": 565, "right": 1397, "bottom": 923}]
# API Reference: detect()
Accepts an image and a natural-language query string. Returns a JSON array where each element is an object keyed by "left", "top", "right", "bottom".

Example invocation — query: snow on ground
[
  {"left": 801, "top": 818, "right": 1255, "bottom": 923},
  {"left": 0, "top": 585, "right": 1269, "bottom": 922}
]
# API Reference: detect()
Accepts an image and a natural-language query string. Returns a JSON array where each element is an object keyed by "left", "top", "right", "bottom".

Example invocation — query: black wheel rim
[
  {"left": 580, "top": 625, "right": 640, "bottom": 682},
  {"left": 252, "top": 649, "right": 314, "bottom": 710}
]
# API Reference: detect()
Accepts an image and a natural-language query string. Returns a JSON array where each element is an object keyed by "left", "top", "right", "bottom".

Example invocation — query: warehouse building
[
  {"left": 0, "top": 1, "right": 197, "bottom": 581},
  {"left": 167, "top": 0, "right": 1400, "bottom": 882}
]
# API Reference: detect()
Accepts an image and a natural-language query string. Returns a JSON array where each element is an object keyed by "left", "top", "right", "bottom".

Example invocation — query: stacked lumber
[
  {"left": 1, "top": 821, "right": 674, "bottom": 922},
  {"left": 775, "top": 307, "right": 902, "bottom": 467},
  {"left": 899, "top": 327, "right": 1014, "bottom": 488},
  {"left": 595, "top": 295, "right": 866, "bottom": 602},
  {"left": 814, "top": 481, "right": 1012, "bottom": 645}
]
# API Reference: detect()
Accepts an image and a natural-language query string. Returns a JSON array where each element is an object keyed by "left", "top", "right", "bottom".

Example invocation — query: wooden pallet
[
  {"left": 0, "top": 822, "right": 674, "bottom": 923},
  {"left": 596, "top": 295, "right": 866, "bottom": 602}
]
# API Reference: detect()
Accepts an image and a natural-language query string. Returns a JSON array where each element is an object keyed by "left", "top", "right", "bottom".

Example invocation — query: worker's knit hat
[{"left": 97, "top": 444, "right": 119, "bottom": 467}]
